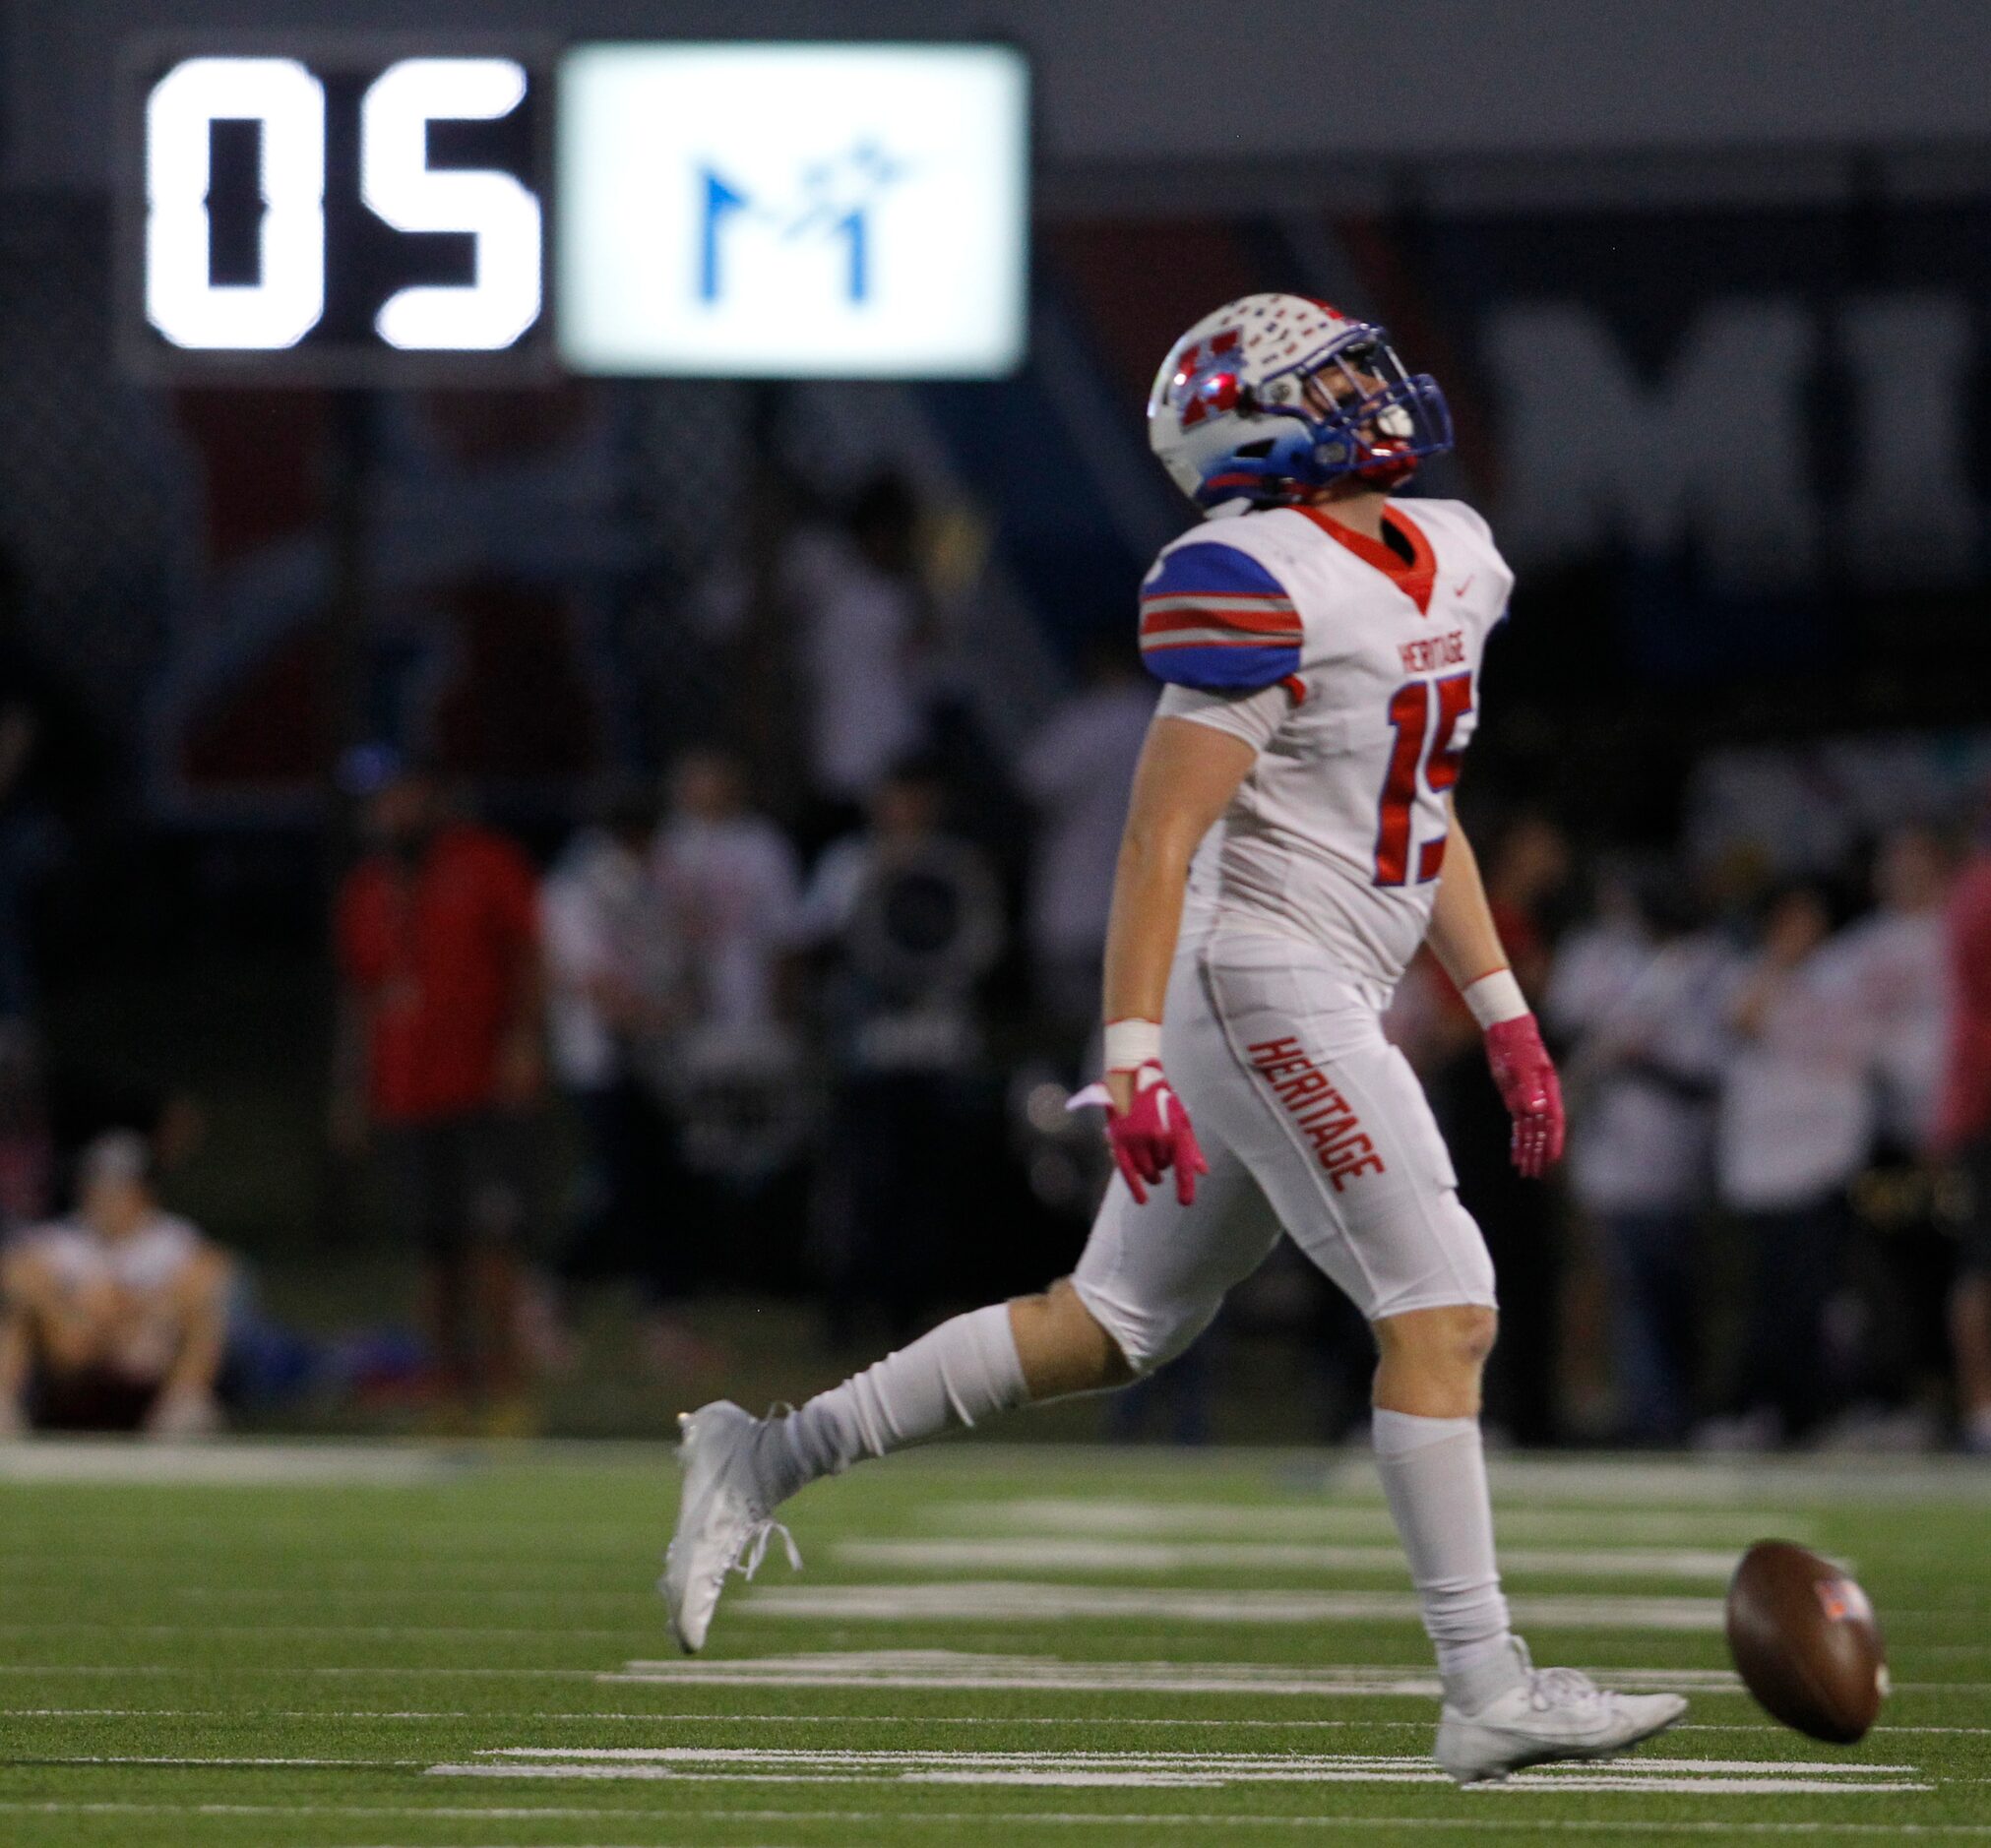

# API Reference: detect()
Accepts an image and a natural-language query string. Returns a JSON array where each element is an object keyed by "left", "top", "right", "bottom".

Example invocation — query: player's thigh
[
  {"left": 1192, "top": 940, "right": 1496, "bottom": 1323},
  {"left": 1070, "top": 1144, "right": 1282, "bottom": 1377}
]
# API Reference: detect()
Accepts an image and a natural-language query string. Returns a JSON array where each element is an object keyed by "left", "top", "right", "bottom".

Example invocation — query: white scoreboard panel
[
  {"left": 120, "top": 37, "right": 556, "bottom": 382},
  {"left": 556, "top": 43, "right": 1029, "bottom": 378},
  {"left": 120, "top": 37, "right": 1028, "bottom": 384}
]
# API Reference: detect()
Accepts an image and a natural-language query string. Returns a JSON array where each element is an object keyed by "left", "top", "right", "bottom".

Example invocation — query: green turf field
[{"left": 1, "top": 1439, "right": 1987, "bottom": 1846}]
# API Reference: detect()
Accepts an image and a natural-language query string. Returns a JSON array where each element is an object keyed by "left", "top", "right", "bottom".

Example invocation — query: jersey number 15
[{"left": 1375, "top": 672, "right": 1472, "bottom": 888}]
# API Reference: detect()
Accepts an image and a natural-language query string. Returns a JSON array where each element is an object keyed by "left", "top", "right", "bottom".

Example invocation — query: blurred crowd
[
  {"left": 2, "top": 483, "right": 1990, "bottom": 1452},
  {"left": 1391, "top": 815, "right": 1991, "bottom": 1455}
]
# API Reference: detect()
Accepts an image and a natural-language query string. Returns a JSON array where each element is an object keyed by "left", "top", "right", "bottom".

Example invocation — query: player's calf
[{"left": 662, "top": 1295, "right": 1048, "bottom": 1652}]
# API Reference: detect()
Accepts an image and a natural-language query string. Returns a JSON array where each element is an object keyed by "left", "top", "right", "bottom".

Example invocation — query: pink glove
[
  {"left": 1484, "top": 1014, "right": 1565, "bottom": 1180},
  {"left": 1072, "top": 1060, "right": 1209, "bottom": 1206}
]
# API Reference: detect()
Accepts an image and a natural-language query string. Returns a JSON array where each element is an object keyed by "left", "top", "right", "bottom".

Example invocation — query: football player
[{"left": 662, "top": 295, "right": 1686, "bottom": 1782}]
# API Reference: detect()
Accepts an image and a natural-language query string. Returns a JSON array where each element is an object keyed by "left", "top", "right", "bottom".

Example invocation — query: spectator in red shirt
[
  {"left": 332, "top": 751, "right": 544, "bottom": 1422},
  {"left": 1935, "top": 832, "right": 1991, "bottom": 1454}
]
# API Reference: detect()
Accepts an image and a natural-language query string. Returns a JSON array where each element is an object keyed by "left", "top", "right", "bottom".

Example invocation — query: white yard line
[
  {"left": 3, "top": 1705, "right": 1981, "bottom": 1738},
  {"left": 0, "top": 1664, "right": 609, "bottom": 1679},
  {"left": 603, "top": 1648, "right": 1744, "bottom": 1696},
  {"left": 161, "top": 1587, "right": 657, "bottom": 1609},
  {"left": 728, "top": 1581, "right": 1728, "bottom": 1632},
  {"left": 3, "top": 1804, "right": 1988, "bottom": 1835},
  {"left": 1482, "top": 1455, "right": 1991, "bottom": 1506},
  {"left": 430, "top": 1761, "right": 1936, "bottom": 1795},
  {"left": 836, "top": 1538, "right": 1748, "bottom": 1580},
  {"left": 0, "top": 1441, "right": 457, "bottom": 1485},
  {"left": 0, "top": 1621, "right": 643, "bottom": 1640},
  {"left": 4, "top": 1653, "right": 1981, "bottom": 1695},
  {"left": 33, "top": 1755, "right": 416, "bottom": 1768},
  {"left": 0, "top": 1541, "right": 1763, "bottom": 1588},
  {"left": 934, "top": 1498, "right": 1819, "bottom": 1547},
  {"left": 483, "top": 1747, "right": 1920, "bottom": 1774},
  {"left": 0, "top": 1802, "right": 823, "bottom": 1821},
  {"left": 922, "top": 1772, "right": 1934, "bottom": 1794},
  {"left": 0, "top": 1665, "right": 179, "bottom": 1676},
  {"left": 431, "top": 1745, "right": 1932, "bottom": 1794}
]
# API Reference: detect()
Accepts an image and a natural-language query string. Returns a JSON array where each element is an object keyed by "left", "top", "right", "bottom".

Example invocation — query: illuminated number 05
[
  {"left": 1374, "top": 671, "right": 1472, "bottom": 887},
  {"left": 145, "top": 55, "right": 539, "bottom": 352}
]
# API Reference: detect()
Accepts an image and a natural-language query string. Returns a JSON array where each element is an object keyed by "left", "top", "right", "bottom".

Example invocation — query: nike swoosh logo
[{"left": 1454, "top": 575, "right": 1474, "bottom": 597}]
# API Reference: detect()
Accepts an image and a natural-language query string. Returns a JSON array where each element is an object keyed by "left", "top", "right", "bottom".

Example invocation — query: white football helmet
[{"left": 1147, "top": 293, "right": 1452, "bottom": 512}]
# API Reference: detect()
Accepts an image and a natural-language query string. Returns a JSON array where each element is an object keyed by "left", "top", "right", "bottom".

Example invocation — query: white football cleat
[
  {"left": 1436, "top": 1642, "right": 1688, "bottom": 1785},
  {"left": 658, "top": 1400, "right": 800, "bottom": 1654}
]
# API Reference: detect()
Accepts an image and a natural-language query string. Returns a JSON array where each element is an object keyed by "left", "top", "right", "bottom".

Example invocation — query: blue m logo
[{"left": 697, "top": 142, "right": 911, "bottom": 305}]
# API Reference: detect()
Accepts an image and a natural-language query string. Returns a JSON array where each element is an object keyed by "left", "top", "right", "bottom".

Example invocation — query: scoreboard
[
  {"left": 120, "top": 37, "right": 1028, "bottom": 384},
  {"left": 122, "top": 40, "right": 554, "bottom": 380}
]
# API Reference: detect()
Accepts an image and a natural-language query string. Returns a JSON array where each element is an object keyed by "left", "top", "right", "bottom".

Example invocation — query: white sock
[
  {"left": 766, "top": 1304, "right": 1028, "bottom": 1504},
  {"left": 1371, "top": 1407, "right": 1523, "bottom": 1712}
]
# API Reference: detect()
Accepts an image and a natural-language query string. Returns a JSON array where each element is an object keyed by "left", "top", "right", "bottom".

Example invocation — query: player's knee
[
  {"left": 1009, "top": 1279, "right": 1137, "bottom": 1398},
  {"left": 1451, "top": 1304, "right": 1499, "bottom": 1370},
  {"left": 1374, "top": 1302, "right": 1498, "bottom": 1384}
]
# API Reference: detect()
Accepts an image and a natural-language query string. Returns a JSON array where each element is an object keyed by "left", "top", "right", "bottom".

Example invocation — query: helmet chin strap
[
  {"left": 1315, "top": 453, "right": 1414, "bottom": 501},
  {"left": 1353, "top": 452, "right": 1419, "bottom": 490}
]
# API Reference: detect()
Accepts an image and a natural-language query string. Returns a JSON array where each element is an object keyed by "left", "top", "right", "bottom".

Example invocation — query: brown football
[{"left": 1725, "top": 1540, "right": 1888, "bottom": 1744}]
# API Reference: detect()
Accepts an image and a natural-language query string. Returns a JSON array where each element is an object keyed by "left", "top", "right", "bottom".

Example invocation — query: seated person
[{"left": 0, "top": 1131, "right": 232, "bottom": 1437}]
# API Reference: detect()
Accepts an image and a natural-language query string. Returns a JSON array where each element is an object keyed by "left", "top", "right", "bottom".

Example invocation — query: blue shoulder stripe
[{"left": 1142, "top": 541, "right": 1288, "bottom": 602}]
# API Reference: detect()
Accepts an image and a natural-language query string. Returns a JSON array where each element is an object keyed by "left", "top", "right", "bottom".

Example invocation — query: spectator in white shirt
[
  {"left": 1822, "top": 825, "right": 1957, "bottom": 1426},
  {"left": 653, "top": 750, "right": 803, "bottom": 1064},
  {"left": 1550, "top": 876, "right": 1733, "bottom": 1443},
  {"left": 784, "top": 474, "right": 934, "bottom": 814},
  {"left": 541, "top": 785, "right": 681, "bottom": 1284},
  {"left": 1834, "top": 825, "right": 1955, "bottom": 1153},
  {"left": 1712, "top": 882, "right": 1871, "bottom": 1444},
  {"left": 1, "top": 1132, "right": 232, "bottom": 1437},
  {"left": 1017, "top": 644, "right": 1155, "bottom": 1044},
  {"left": 651, "top": 751, "right": 812, "bottom": 1238}
]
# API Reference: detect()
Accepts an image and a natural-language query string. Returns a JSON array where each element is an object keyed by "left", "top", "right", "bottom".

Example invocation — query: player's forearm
[
  {"left": 1425, "top": 809, "right": 1513, "bottom": 994},
  {"left": 1098, "top": 716, "right": 1256, "bottom": 1032},
  {"left": 1100, "top": 833, "right": 1195, "bottom": 1028}
]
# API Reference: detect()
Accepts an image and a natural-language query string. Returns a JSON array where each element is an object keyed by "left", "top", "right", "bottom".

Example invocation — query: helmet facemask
[
  {"left": 1256, "top": 330, "right": 1453, "bottom": 499},
  {"left": 1149, "top": 297, "right": 1456, "bottom": 513}
]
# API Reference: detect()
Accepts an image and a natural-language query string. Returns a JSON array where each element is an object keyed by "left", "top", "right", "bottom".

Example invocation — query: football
[{"left": 1725, "top": 1540, "right": 1889, "bottom": 1744}]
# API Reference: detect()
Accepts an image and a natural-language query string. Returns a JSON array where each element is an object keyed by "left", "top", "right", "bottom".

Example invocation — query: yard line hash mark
[
  {"left": 725, "top": 1581, "right": 1728, "bottom": 1631},
  {"left": 836, "top": 1538, "right": 1753, "bottom": 1580},
  {"left": 428, "top": 1745, "right": 1932, "bottom": 1794},
  {"left": 603, "top": 1649, "right": 1748, "bottom": 1696}
]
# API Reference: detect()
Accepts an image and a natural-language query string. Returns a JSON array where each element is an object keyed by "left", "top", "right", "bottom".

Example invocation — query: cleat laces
[
  {"left": 1528, "top": 1666, "right": 1606, "bottom": 1713},
  {"left": 734, "top": 1516, "right": 803, "bottom": 1581}
]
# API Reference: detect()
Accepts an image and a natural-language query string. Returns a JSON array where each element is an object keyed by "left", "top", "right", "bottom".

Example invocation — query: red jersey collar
[{"left": 1295, "top": 502, "right": 1436, "bottom": 615}]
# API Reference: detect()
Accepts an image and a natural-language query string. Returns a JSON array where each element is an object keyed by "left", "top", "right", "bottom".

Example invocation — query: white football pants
[{"left": 1073, "top": 930, "right": 1496, "bottom": 1373}]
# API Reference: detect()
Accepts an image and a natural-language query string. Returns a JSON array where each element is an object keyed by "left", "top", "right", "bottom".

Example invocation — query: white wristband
[
  {"left": 1103, "top": 1017, "right": 1163, "bottom": 1072},
  {"left": 1461, "top": 968, "right": 1529, "bottom": 1030}
]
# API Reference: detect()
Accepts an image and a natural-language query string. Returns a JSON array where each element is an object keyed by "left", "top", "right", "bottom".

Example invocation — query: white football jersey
[
  {"left": 26, "top": 1212, "right": 206, "bottom": 1297},
  {"left": 1138, "top": 497, "right": 1514, "bottom": 1003}
]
